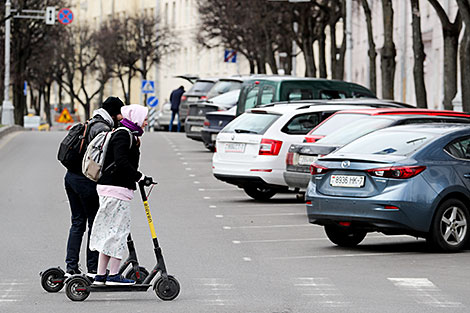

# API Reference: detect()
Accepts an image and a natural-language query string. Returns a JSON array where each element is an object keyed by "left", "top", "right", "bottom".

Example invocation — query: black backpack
[{"left": 57, "top": 119, "right": 106, "bottom": 173}]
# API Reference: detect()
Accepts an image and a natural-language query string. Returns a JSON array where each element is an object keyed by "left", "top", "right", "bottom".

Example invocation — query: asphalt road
[{"left": 0, "top": 130, "right": 469, "bottom": 313}]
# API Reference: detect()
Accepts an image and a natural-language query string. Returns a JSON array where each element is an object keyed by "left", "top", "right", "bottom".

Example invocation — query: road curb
[{"left": 0, "top": 125, "right": 23, "bottom": 140}]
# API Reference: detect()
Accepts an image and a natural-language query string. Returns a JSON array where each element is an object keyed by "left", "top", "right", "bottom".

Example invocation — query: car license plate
[
  {"left": 330, "top": 175, "right": 365, "bottom": 188},
  {"left": 211, "top": 134, "right": 217, "bottom": 141},
  {"left": 298, "top": 155, "right": 317, "bottom": 166},
  {"left": 191, "top": 126, "right": 202, "bottom": 132},
  {"left": 224, "top": 143, "right": 246, "bottom": 153}
]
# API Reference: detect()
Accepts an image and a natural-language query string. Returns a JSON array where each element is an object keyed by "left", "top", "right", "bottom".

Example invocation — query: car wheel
[
  {"left": 203, "top": 142, "right": 215, "bottom": 152},
  {"left": 428, "top": 199, "right": 469, "bottom": 252},
  {"left": 243, "top": 186, "right": 277, "bottom": 201},
  {"left": 324, "top": 225, "right": 367, "bottom": 247}
]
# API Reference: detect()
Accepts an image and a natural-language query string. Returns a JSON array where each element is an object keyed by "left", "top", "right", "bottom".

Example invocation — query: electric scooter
[{"left": 63, "top": 179, "right": 180, "bottom": 301}]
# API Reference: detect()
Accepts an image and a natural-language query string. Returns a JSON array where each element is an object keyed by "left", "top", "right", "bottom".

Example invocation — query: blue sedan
[{"left": 306, "top": 123, "right": 470, "bottom": 252}]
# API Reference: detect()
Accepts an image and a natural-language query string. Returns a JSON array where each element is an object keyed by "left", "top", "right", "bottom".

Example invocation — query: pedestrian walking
[
  {"left": 89, "top": 104, "right": 151, "bottom": 286},
  {"left": 169, "top": 86, "right": 185, "bottom": 132},
  {"left": 63, "top": 96, "right": 124, "bottom": 277}
]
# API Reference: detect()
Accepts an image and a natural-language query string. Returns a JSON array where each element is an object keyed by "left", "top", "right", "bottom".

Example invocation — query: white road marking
[
  {"left": 215, "top": 215, "right": 223, "bottom": 218},
  {"left": 176, "top": 152, "right": 182, "bottom": 155},
  {"left": 193, "top": 181, "right": 200, "bottom": 184},
  {"left": 198, "top": 188, "right": 205, "bottom": 191},
  {"left": 189, "top": 174, "right": 196, "bottom": 177},
  {"left": 209, "top": 205, "right": 217, "bottom": 208},
  {"left": 203, "top": 196, "right": 211, "bottom": 200},
  {"left": 295, "top": 277, "right": 349, "bottom": 307},
  {"left": 232, "top": 235, "right": 410, "bottom": 244},
  {"left": 225, "top": 212, "right": 305, "bottom": 218},
  {"left": 388, "top": 278, "right": 463, "bottom": 308},
  {"left": 185, "top": 167, "right": 192, "bottom": 171},
  {"left": 243, "top": 257, "right": 252, "bottom": 262},
  {"left": 196, "top": 278, "right": 236, "bottom": 306},
  {"left": 272, "top": 252, "right": 414, "bottom": 260},
  {"left": 223, "top": 224, "right": 311, "bottom": 230}
]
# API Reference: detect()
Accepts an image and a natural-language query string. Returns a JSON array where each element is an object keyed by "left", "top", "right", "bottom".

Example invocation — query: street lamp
[{"left": 2, "top": 0, "right": 14, "bottom": 125}]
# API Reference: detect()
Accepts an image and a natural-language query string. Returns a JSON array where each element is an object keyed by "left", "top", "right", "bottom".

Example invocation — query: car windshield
[
  {"left": 187, "top": 81, "right": 215, "bottom": 93},
  {"left": 317, "top": 116, "right": 393, "bottom": 146},
  {"left": 338, "top": 130, "right": 438, "bottom": 156},
  {"left": 207, "top": 80, "right": 242, "bottom": 99},
  {"left": 208, "top": 89, "right": 240, "bottom": 106},
  {"left": 310, "top": 113, "right": 369, "bottom": 136},
  {"left": 221, "top": 112, "right": 280, "bottom": 135}
]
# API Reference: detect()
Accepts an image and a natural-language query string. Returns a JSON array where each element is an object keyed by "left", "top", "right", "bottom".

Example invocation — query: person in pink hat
[{"left": 89, "top": 104, "right": 150, "bottom": 286}]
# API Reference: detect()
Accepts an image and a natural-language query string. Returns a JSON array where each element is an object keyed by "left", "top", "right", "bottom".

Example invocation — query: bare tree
[
  {"left": 328, "top": 0, "right": 346, "bottom": 80},
  {"left": 428, "top": 0, "right": 462, "bottom": 110},
  {"left": 456, "top": 0, "right": 470, "bottom": 112},
  {"left": 380, "top": 0, "right": 396, "bottom": 99},
  {"left": 358, "top": 0, "right": 377, "bottom": 94},
  {"left": 410, "top": 0, "right": 427, "bottom": 108}
]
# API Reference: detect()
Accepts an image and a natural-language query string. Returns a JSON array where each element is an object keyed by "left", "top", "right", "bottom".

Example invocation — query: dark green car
[{"left": 236, "top": 76, "right": 376, "bottom": 115}]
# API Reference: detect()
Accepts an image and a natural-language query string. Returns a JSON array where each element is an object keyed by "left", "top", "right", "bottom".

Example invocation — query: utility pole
[{"left": 2, "top": 0, "right": 14, "bottom": 125}]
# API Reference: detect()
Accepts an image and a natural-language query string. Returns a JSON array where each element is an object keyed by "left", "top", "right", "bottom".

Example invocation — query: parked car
[
  {"left": 202, "top": 99, "right": 413, "bottom": 153},
  {"left": 185, "top": 89, "right": 241, "bottom": 142},
  {"left": 154, "top": 102, "right": 178, "bottom": 131},
  {"left": 285, "top": 109, "right": 470, "bottom": 190},
  {"left": 306, "top": 123, "right": 470, "bottom": 252},
  {"left": 212, "top": 104, "right": 375, "bottom": 200},
  {"left": 235, "top": 76, "right": 377, "bottom": 116},
  {"left": 201, "top": 107, "right": 237, "bottom": 152},
  {"left": 179, "top": 78, "right": 218, "bottom": 123}
]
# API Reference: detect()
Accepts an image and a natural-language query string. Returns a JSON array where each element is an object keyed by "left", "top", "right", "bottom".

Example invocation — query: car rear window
[
  {"left": 207, "top": 89, "right": 240, "bottom": 107},
  {"left": 188, "top": 81, "right": 215, "bottom": 93},
  {"left": 339, "top": 130, "right": 437, "bottom": 156},
  {"left": 318, "top": 116, "right": 393, "bottom": 146},
  {"left": 221, "top": 112, "right": 280, "bottom": 135},
  {"left": 310, "top": 113, "right": 368, "bottom": 136},
  {"left": 206, "top": 80, "right": 242, "bottom": 99}
]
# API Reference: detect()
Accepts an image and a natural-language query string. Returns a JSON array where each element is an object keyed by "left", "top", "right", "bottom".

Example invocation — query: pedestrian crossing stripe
[{"left": 57, "top": 108, "right": 74, "bottom": 123}]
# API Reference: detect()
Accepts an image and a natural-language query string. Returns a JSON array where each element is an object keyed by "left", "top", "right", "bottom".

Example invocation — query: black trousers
[{"left": 64, "top": 171, "right": 99, "bottom": 273}]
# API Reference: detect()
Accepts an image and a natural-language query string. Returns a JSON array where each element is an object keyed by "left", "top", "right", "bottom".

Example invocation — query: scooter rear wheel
[
  {"left": 65, "top": 276, "right": 90, "bottom": 301},
  {"left": 154, "top": 275, "right": 180, "bottom": 301},
  {"left": 40, "top": 267, "right": 65, "bottom": 293},
  {"left": 125, "top": 266, "right": 149, "bottom": 283}
]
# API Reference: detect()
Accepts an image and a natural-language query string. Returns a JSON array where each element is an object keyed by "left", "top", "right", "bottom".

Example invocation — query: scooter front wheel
[
  {"left": 40, "top": 267, "right": 65, "bottom": 293},
  {"left": 154, "top": 275, "right": 180, "bottom": 301},
  {"left": 65, "top": 276, "right": 90, "bottom": 301}
]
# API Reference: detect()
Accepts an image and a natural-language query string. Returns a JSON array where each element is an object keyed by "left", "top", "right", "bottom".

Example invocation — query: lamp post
[{"left": 2, "top": 0, "right": 14, "bottom": 125}]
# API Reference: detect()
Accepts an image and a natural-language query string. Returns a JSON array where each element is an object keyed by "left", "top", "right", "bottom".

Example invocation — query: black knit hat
[{"left": 102, "top": 97, "right": 124, "bottom": 117}]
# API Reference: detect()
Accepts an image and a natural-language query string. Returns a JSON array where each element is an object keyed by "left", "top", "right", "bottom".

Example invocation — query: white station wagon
[{"left": 212, "top": 104, "right": 372, "bottom": 200}]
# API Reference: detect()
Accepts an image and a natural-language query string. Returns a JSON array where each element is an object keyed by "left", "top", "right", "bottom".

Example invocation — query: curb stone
[{"left": 0, "top": 125, "right": 23, "bottom": 140}]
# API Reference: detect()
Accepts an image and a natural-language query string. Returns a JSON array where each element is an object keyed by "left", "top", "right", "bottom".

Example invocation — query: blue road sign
[
  {"left": 58, "top": 8, "right": 73, "bottom": 25},
  {"left": 23, "top": 81, "right": 27, "bottom": 96},
  {"left": 141, "top": 80, "right": 155, "bottom": 94},
  {"left": 224, "top": 50, "right": 237, "bottom": 63},
  {"left": 147, "top": 96, "right": 159, "bottom": 107}
]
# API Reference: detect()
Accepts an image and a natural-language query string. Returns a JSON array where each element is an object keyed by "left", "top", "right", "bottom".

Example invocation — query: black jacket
[
  {"left": 170, "top": 87, "right": 185, "bottom": 112},
  {"left": 97, "top": 128, "right": 142, "bottom": 190}
]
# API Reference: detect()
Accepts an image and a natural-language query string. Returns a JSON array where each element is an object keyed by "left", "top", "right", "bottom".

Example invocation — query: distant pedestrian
[
  {"left": 63, "top": 96, "right": 124, "bottom": 277},
  {"left": 169, "top": 86, "right": 185, "bottom": 132},
  {"left": 90, "top": 104, "right": 151, "bottom": 286}
]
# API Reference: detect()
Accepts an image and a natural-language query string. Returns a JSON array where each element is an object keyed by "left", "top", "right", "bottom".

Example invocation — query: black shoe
[
  {"left": 93, "top": 274, "right": 107, "bottom": 285},
  {"left": 64, "top": 268, "right": 81, "bottom": 278}
]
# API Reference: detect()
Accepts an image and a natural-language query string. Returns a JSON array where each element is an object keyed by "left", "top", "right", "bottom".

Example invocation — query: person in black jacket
[
  {"left": 63, "top": 96, "right": 124, "bottom": 277},
  {"left": 90, "top": 104, "right": 150, "bottom": 286},
  {"left": 169, "top": 86, "right": 185, "bottom": 132}
]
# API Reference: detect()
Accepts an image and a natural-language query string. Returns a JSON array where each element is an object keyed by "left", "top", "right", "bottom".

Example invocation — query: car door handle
[{"left": 464, "top": 174, "right": 470, "bottom": 179}]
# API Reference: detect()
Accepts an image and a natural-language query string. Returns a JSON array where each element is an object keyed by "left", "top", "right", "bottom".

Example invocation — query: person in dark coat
[
  {"left": 63, "top": 96, "right": 124, "bottom": 277},
  {"left": 169, "top": 86, "right": 185, "bottom": 132}
]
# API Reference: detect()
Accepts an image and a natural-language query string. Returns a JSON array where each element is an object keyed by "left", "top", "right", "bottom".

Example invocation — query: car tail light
[
  {"left": 304, "top": 135, "right": 324, "bottom": 143},
  {"left": 181, "top": 95, "right": 187, "bottom": 101},
  {"left": 366, "top": 166, "right": 426, "bottom": 179},
  {"left": 259, "top": 139, "right": 283, "bottom": 155},
  {"left": 200, "top": 96, "right": 208, "bottom": 100},
  {"left": 203, "top": 119, "right": 210, "bottom": 127},
  {"left": 286, "top": 152, "right": 294, "bottom": 165},
  {"left": 309, "top": 163, "right": 329, "bottom": 175}
]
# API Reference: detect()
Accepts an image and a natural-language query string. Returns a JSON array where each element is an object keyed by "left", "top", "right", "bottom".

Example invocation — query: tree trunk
[
  {"left": 302, "top": 37, "right": 316, "bottom": 77},
  {"left": 318, "top": 32, "right": 327, "bottom": 78},
  {"left": 330, "top": 24, "right": 338, "bottom": 78},
  {"left": 361, "top": 0, "right": 377, "bottom": 94},
  {"left": 249, "top": 58, "right": 256, "bottom": 74},
  {"left": 410, "top": 0, "right": 427, "bottom": 108},
  {"left": 442, "top": 34, "right": 459, "bottom": 110},
  {"left": 265, "top": 38, "right": 278, "bottom": 74},
  {"left": 335, "top": 31, "right": 346, "bottom": 80},
  {"left": 460, "top": 28, "right": 470, "bottom": 112},
  {"left": 127, "top": 71, "right": 132, "bottom": 105},
  {"left": 58, "top": 80, "right": 63, "bottom": 112},
  {"left": 45, "top": 83, "right": 52, "bottom": 125},
  {"left": 380, "top": 0, "right": 396, "bottom": 99}
]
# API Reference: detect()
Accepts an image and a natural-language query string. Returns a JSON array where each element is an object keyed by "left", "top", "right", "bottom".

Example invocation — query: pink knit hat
[{"left": 121, "top": 104, "right": 148, "bottom": 127}]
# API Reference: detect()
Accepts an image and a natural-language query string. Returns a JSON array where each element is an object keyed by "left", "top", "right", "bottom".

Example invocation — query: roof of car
[
  {"left": 376, "top": 123, "right": 470, "bottom": 135},
  {"left": 244, "top": 75, "right": 356, "bottom": 83},
  {"left": 264, "top": 98, "right": 413, "bottom": 108},
  {"left": 249, "top": 104, "right": 375, "bottom": 116},
  {"left": 332, "top": 107, "right": 470, "bottom": 117}
]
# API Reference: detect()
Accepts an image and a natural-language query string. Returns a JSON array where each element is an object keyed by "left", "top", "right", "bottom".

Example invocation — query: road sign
[
  {"left": 45, "top": 7, "right": 55, "bottom": 25},
  {"left": 141, "top": 80, "right": 155, "bottom": 94},
  {"left": 224, "top": 50, "right": 237, "bottom": 63},
  {"left": 57, "top": 108, "right": 74, "bottom": 123},
  {"left": 147, "top": 96, "right": 159, "bottom": 107},
  {"left": 57, "top": 8, "right": 73, "bottom": 25}
]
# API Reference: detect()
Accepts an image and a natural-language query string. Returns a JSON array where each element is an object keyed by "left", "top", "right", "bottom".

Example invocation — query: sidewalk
[{"left": 0, "top": 125, "right": 23, "bottom": 140}]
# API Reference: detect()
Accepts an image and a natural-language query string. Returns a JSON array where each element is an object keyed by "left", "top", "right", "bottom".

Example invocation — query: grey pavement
[{"left": 0, "top": 130, "right": 469, "bottom": 313}]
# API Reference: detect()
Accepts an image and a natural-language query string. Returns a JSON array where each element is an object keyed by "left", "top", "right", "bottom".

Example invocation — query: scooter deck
[{"left": 90, "top": 284, "right": 152, "bottom": 292}]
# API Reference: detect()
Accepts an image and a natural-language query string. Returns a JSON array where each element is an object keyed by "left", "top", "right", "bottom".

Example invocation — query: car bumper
[
  {"left": 213, "top": 174, "right": 287, "bottom": 190},
  {"left": 185, "top": 120, "right": 204, "bottom": 141},
  {"left": 305, "top": 180, "right": 437, "bottom": 235},
  {"left": 283, "top": 171, "right": 310, "bottom": 190},
  {"left": 201, "top": 129, "right": 219, "bottom": 148}
]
